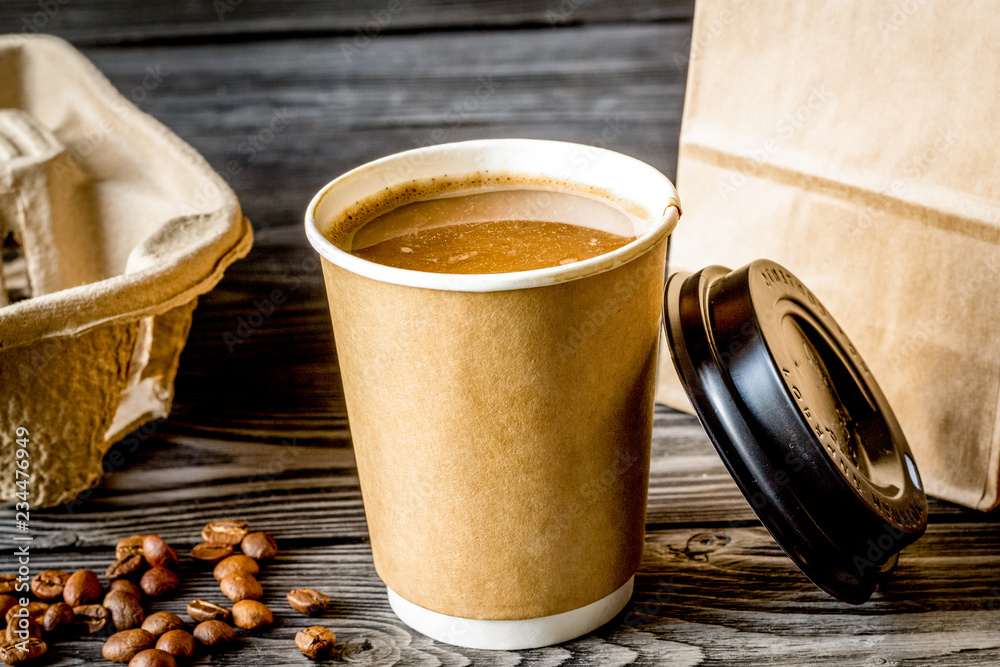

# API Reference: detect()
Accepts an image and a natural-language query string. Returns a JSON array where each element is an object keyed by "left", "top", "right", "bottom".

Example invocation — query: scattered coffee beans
[
  {"left": 192, "top": 620, "right": 235, "bottom": 649},
  {"left": 141, "top": 612, "right": 184, "bottom": 638},
  {"left": 5, "top": 602, "right": 47, "bottom": 626},
  {"left": 295, "top": 626, "right": 337, "bottom": 659},
  {"left": 213, "top": 555, "right": 258, "bottom": 582},
  {"left": 156, "top": 629, "right": 194, "bottom": 661},
  {"left": 110, "top": 580, "right": 144, "bottom": 600},
  {"left": 140, "top": 568, "right": 179, "bottom": 598},
  {"left": 41, "top": 602, "right": 74, "bottom": 634},
  {"left": 201, "top": 521, "right": 249, "bottom": 546},
  {"left": 104, "top": 589, "right": 146, "bottom": 631},
  {"left": 241, "top": 532, "right": 277, "bottom": 560},
  {"left": 6, "top": 615, "right": 42, "bottom": 642},
  {"left": 116, "top": 535, "right": 147, "bottom": 560},
  {"left": 190, "top": 542, "right": 233, "bottom": 564},
  {"left": 0, "top": 637, "right": 47, "bottom": 665},
  {"left": 231, "top": 600, "right": 273, "bottom": 630},
  {"left": 107, "top": 555, "right": 145, "bottom": 581},
  {"left": 186, "top": 599, "right": 230, "bottom": 623},
  {"left": 72, "top": 604, "right": 110, "bottom": 634},
  {"left": 0, "top": 575, "right": 19, "bottom": 595},
  {"left": 128, "top": 648, "right": 177, "bottom": 667},
  {"left": 142, "top": 536, "right": 179, "bottom": 570},
  {"left": 30, "top": 570, "right": 70, "bottom": 600},
  {"left": 287, "top": 588, "right": 330, "bottom": 615},
  {"left": 63, "top": 570, "right": 102, "bottom": 606},
  {"left": 103, "top": 629, "right": 156, "bottom": 663},
  {"left": 219, "top": 572, "right": 262, "bottom": 602}
]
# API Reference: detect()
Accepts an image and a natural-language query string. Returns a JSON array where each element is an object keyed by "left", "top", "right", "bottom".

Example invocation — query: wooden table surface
[{"left": 3, "top": 1, "right": 1000, "bottom": 664}]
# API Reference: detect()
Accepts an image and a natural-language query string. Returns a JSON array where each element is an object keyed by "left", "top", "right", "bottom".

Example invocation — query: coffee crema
[{"left": 348, "top": 188, "right": 643, "bottom": 274}]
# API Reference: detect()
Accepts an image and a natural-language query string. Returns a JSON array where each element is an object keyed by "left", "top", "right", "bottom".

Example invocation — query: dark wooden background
[{"left": 3, "top": 1, "right": 1000, "bottom": 664}]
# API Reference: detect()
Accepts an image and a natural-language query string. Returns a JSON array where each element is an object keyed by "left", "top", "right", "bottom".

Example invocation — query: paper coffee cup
[{"left": 305, "top": 139, "right": 680, "bottom": 649}]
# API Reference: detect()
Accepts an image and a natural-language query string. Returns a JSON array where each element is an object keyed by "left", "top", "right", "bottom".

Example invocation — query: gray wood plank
[
  {"left": 15, "top": 523, "right": 1000, "bottom": 665},
  {"left": 1, "top": 0, "right": 695, "bottom": 46},
  {"left": 81, "top": 23, "right": 690, "bottom": 232}
]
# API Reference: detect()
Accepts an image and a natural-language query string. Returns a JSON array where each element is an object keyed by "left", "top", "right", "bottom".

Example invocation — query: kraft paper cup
[{"left": 305, "top": 139, "right": 680, "bottom": 650}]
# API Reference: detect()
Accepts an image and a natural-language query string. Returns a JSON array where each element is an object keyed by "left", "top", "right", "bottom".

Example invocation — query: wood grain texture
[
  {"left": 0, "top": 0, "right": 695, "bottom": 45},
  {"left": 2, "top": 3, "right": 999, "bottom": 665}
]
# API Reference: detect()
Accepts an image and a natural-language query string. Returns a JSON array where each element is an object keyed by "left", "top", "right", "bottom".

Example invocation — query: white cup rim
[{"left": 304, "top": 138, "right": 680, "bottom": 292}]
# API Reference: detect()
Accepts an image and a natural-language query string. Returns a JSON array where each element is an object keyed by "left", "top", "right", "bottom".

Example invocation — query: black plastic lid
[{"left": 663, "top": 260, "right": 927, "bottom": 604}]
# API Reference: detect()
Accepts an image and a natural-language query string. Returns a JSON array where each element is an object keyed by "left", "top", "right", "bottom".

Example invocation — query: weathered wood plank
[
  {"left": 13, "top": 523, "right": 1000, "bottom": 665},
  {"left": 0, "top": 0, "right": 695, "bottom": 46},
  {"left": 4, "top": 406, "right": 978, "bottom": 550}
]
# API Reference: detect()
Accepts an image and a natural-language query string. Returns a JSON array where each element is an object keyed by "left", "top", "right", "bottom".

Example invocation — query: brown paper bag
[{"left": 657, "top": 0, "right": 1000, "bottom": 511}]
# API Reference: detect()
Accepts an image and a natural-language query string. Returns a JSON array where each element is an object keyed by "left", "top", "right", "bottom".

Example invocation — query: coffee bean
[
  {"left": 5, "top": 602, "right": 47, "bottom": 626},
  {"left": 240, "top": 532, "right": 277, "bottom": 560},
  {"left": 142, "top": 536, "right": 178, "bottom": 571},
  {"left": 192, "top": 620, "right": 234, "bottom": 649},
  {"left": 139, "top": 568, "right": 178, "bottom": 598},
  {"left": 6, "top": 614, "right": 41, "bottom": 642},
  {"left": 141, "top": 612, "right": 184, "bottom": 638},
  {"left": 0, "top": 575, "right": 19, "bottom": 595},
  {"left": 295, "top": 626, "right": 336, "bottom": 659},
  {"left": 286, "top": 588, "right": 330, "bottom": 615},
  {"left": 231, "top": 600, "right": 273, "bottom": 630},
  {"left": 72, "top": 604, "right": 110, "bottom": 634},
  {"left": 103, "top": 629, "right": 156, "bottom": 663},
  {"left": 30, "top": 570, "right": 70, "bottom": 600},
  {"left": 213, "top": 555, "right": 258, "bottom": 582},
  {"left": 155, "top": 629, "right": 194, "bottom": 661},
  {"left": 41, "top": 602, "right": 74, "bottom": 634},
  {"left": 189, "top": 542, "right": 233, "bottom": 564},
  {"left": 63, "top": 570, "right": 102, "bottom": 606},
  {"left": 104, "top": 590, "right": 145, "bottom": 631},
  {"left": 116, "top": 535, "right": 147, "bottom": 560},
  {"left": 186, "top": 600, "right": 230, "bottom": 623},
  {"left": 0, "top": 637, "right": 47, "bottom": 664},
  {"left": 201, "top": 521, "right": 249, "bottom": 546},
  {"left": 110, "top": 580, "right": 144, "bottom": 600},
  {"left": 219, "top": 572, "right": 262, "bottom": 602},
  {"left": 128, "top": 648, "right": 177, "bottom": 667},
  {"left": 106, "top": 555, "right": 146, "bottom": 582},
  {"left": 0, "top": 596, "right": 17, "bottom": 620}
]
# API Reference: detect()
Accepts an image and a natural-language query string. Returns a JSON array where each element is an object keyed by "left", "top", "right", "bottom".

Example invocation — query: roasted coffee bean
[
  {"left": 41, "top": 602, "right": 74, "bottom": 634},
  {"left": 6, "top": 615, "right": 41, "bottom": 642},
  {"left": 201, "top": 521, "right": 249, "bottom": 546},
  {"left": 142, "top": 536, "right": 178, "bottom": 571},
  {"left": 30, "top": 570, "right": 70, "bottom": 600},
  {"left": 231, "top": 600, "right": 273, "bottom": 630},
  {"left": 104, "top": 590, "right": 145, "bottom": 631},
  {"left": 139, "top": 568, "right": 178, "bottom": 598},
  {"left": 189, "top": 542, "right": 233, "bottom": 564},
  {"left": 240, "top": 532, "right": 277, "bottom": 560},
  {"left": 0, "top": 575, "right": 18, "bottom": 595},
  {"left": 116, "top": 535, "right": 147, "bottom": 560},
  {"left": 0, "top": 596, "right": 17, "bottom": 620},
  {"left": 106, "top": 555, "right": 145, "bottom": 582},
  {"left": 5, "top": 603, "right": 47, "bottom": 626},
  {"left": 128, "top": 648, "right": 177, "bottom": 667},
  {"left": 63, "top": 570, "right": 102, "bottom": 606},
  {"left": 212, "top": 555, "right": 258, "bottom": 582},
  {"left": 103, "top": 629, "right": 156, "bottom": 663},
  {"left": 141, "top": 612, "right": 183, "bottom": 638},
  {"left": 110, "top": 579, "right": 144, "bottom": 600},
  {"left": 0, "top": 637, "right": 47, "bottom": 664},
  {"left": 155, "top": 629, "right": 194, "bottom": 661},
  {"left": 186, "top": 600, "right": 229, "bottom": 623},
  {"left": 192, "top": 620, "right": 234, "bottom": 649},
  {"left": 219, "top": 572, "right": 262, "bottom": 602},
  {"left": 72, "top": 604, "right": 109, "bottom": 634},
  {"left": 286, "top": 588, "right": 330, "bottom": 615},
  {"left": 295, "top": 626, "right": 337, "bottom": 659}
]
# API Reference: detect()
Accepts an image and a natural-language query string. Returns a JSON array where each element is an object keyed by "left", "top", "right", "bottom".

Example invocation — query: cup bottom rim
[{"left": 386, "top": 575, "right": 635, "bottom": 650}]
